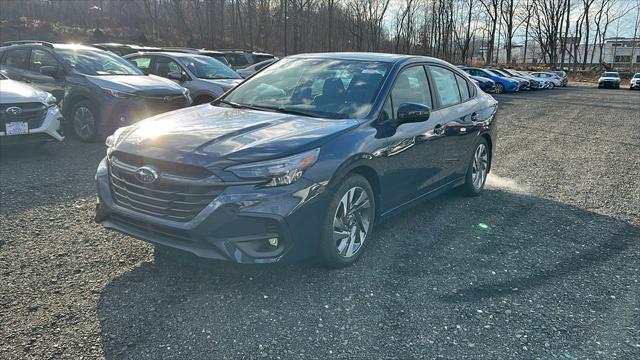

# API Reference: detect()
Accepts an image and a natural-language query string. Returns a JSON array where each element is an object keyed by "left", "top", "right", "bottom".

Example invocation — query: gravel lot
[{"left": 1, "top": 87, "right": 639, "bottom": 359}]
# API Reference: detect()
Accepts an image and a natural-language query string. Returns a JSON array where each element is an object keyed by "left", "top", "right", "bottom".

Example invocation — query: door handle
[{"left": 24, "top": 79, "right": 32, "bottom": 83}]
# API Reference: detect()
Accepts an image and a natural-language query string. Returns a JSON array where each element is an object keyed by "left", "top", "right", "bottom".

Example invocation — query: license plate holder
[{"left": 5, "top": 122, "right": 29, "bottom": 135}]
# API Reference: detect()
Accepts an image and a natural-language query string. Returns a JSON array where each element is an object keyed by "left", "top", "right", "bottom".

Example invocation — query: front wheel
[
  {"left": 549, "top": 82, "right": 555, "bottom": 89},
  {"left": 319, "top": 174, "right": 375, "bottom": 268},
  {"left": 71, "top": 100, "right": 99, "bottom": 142},
  {"left": 461, "top": 139, "right": 490, "bottom": 196},
  {"left": 495, "top": 83, "right": 504, "bottom": 94}
]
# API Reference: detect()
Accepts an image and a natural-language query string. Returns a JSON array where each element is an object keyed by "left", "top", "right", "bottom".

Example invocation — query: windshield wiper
[
  {"left": 215, "top": 100, "right": 322, "bottom": 118},
  {"left": 254, "top": 106, "right": 322, "bottom": 118}
]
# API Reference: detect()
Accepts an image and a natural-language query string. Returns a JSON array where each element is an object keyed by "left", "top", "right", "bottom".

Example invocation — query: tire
[
  {"left": 461, "top": 138, "right": 490, "bottom": 197},
  {"left": 71, "top": 100, "right": 99, "bottom": 142},
  {"left": 193, "top": 95, "right": 214, "bottom": 105},
  {"left": 319, "top": 174, "right": 376, "bottom": 268},
  {"left": 549, "top": 82, "right": 555, "bottom": 89},
  {"left": 495, "top": 83, "right": 504, "bottom": 94}
]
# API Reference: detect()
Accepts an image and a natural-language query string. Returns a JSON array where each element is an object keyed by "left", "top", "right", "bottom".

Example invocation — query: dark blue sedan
[
  {"left": 95, "top": 53, "right": 498, "bottom": 268},
  {"left": 470, "top": 75, "right": 496, "bottom": 93}
]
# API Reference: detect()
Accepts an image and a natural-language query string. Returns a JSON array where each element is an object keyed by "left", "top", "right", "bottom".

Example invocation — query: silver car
[{"left": 125, "top": 52, "right": 243, "bottom": 105}]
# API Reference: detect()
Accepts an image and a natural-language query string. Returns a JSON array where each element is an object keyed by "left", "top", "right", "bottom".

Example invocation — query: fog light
[{"left": 268, "top": 237, "right": 279, "bottom": 247}]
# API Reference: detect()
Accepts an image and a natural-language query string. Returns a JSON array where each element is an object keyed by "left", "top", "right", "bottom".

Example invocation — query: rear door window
[
  {"left": 3, "top": 48, "right": 29, "bottom": 69},
  {"left": 429, "top": 66, "right": 461, "bottom": 107}
]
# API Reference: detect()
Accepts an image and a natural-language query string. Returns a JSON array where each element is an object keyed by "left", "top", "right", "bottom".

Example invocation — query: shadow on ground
[{"left": 97, "top": 187, "right": 640, "bottom": 359}]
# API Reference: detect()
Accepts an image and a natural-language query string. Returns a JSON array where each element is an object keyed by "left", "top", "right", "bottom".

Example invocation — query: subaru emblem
[
  {"left": 163, "top": 96, "right": 170, "bottom": 102},
  {"left": 135, "top": 166, "right": 159, "bottom": 184},
  {"left": 5, "top": 106, "right": 23, "bottom": 115}
]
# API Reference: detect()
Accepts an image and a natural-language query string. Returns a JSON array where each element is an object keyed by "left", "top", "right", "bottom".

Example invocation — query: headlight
[
  {"left": 226, "top": 148, "right": 320, "bottom": 187},
  {"left": 105, "top": 127, "right": 127, "bottom": 155},
  {"left": 41, "top": 93, "right": 57, "bottom": 107},
  {"left": 102, "top": 87, "right": 135, "bottom": 98}
]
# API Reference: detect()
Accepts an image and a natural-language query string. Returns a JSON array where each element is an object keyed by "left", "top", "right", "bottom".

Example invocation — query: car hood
[
  {"left": 87, "top": 74, "right": 185, "bottom": 95},
  {"left": 201, "top": 78, "right": 243, "bottom": 92},
  {"left": 599, "top": 77, "right": 620, "bottom": 81},
  {"left": 114, "top": 104, "right": 359, "bottom": 165},
  {"left": 0, "top": 79, "right": 47, "bottom": 103}
]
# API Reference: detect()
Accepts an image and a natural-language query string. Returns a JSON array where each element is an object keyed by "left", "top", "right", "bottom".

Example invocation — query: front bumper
[
  {"left": 598, "top": 81, "right": 620, "bottom": 88},
  {"left": 630, "top": 81, "right": 640, "bottom": 89},
  {"left": 94, "top": 157, "right": 328, "bottom": 264},
  {"left": 0, "top": 105, "right": 64, "bottom": 145}
]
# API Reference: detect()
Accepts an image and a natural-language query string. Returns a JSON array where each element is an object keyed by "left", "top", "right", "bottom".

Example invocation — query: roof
[
  {"left": 124, "top": 51, "right": 213, "bottom": 59},
  {"left": 288, "top": 52, "right": 430, "bottom": 63}
]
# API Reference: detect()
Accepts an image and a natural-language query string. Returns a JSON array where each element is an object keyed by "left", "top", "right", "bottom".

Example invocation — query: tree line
[{"left": 0, "top": 0, "right": 638, "bottom": 70}]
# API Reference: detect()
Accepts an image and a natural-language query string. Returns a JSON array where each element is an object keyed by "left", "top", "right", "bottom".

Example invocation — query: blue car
[
  {"left": 95, "top": 53, "right": 499, "bottom": 268},
  {"left": 461, "top": 67, "right": 519, "bottom": 94},
  {"left": 470, "top": 75, "right": 496, "bottom": 93}
]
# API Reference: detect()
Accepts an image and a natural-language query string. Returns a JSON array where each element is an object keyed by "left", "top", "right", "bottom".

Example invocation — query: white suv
[
  {"left": 630, "top": 73, "right": 640, "bottom": 90},
  {"left": 0, "top": 73, "right": 64, "bottom": 145}
]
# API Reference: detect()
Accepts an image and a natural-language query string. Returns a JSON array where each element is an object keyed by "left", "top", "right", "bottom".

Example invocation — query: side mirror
[
  {"left": 167, "top": 71, "right": 185, "bottom": 81},
  {"left": 396, "top": 103, "right": 431, "bottom": 125},
  {"left": 39, "top": 65, "right": 58, "bottom": 78}
]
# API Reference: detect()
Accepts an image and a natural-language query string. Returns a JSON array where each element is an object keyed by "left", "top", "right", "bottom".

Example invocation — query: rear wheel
[
  {"left": 319, "top": 174, "right": 375, "bottom": 268},
  {"left": 495, "top": 83, "right": 504, "bottom": 94},
  {"left": 549, "top": 82, "right": 555, "bottom": 89},
  {"left": 71, "top": 100, "right": 98, "bottom": 142},
  {"left": 461, "top": 138, "right": 490, "bottom": 196}
]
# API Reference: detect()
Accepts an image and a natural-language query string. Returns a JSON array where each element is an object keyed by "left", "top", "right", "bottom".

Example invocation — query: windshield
[
  {"left": 634, "top": 73, "right": 640, "bottom": 78},
  {"left": 181, "top": 55, "right": 239, "bottom": 79},
  {"left": 223, "top": 58, "right": 390, "bottom": 119},
  {"left": 55, "top": 48, "right": 142, "bottom": 76},
  {"left": 603, "top": 72, "right": 619, "bottom": 78}
]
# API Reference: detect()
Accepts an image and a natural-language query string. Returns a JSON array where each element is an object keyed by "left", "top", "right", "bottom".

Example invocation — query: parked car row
[
  {"left": 597, "top": 71, "right": 640, "bottom": 90},
  {"left": 459, "top": 66, "right": 567, "bottom": 94},
  {"left": 91, "top": 43, "right": 275, "bottom": 70},
  {"left": 0, "top": 41, "right": 283, "bottom": 145}
]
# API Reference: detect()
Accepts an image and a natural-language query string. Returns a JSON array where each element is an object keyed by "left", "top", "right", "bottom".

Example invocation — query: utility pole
[{"left": 283, "top": 0, "right": 288, "bottom": 56}]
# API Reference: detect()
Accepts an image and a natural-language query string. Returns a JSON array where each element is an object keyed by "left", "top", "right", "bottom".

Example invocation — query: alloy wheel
[
  {"left": 332, "top": 186, "right": 372, "bottom": 258},
  {"left": 73, "top": 106, "right": 96, "bottom": 140},
  {"left": 495, "top": 83, "right": 504, "bottom": 94},
  {"left": 471, "top": 143, "right": 488, "bottom": 190}
]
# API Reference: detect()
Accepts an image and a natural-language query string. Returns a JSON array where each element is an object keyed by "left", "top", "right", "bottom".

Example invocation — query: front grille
[
  {"left": 142, "top": 95, "right": 189, "bottom": 113},
  {"left": 108, "top": 154, "right": 224, "bottom": 222},
  {"left": 0, "top": 103, "right": 47, "bottom": 131},
  {"left": 113, "top": 151, "right": 212, "bottom": 179}
]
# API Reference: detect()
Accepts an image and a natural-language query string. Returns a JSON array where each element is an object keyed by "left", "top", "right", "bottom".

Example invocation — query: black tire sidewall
[
  {"left": 71, "top": 100, "right": 98, "bottom": 142},
  {"left": 319, "top": 174, "right": 375, "bottom": 268}
]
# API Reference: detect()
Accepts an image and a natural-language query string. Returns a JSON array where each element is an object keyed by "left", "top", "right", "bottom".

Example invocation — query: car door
[
  {"left": 25, "top": 48, "right": 66, "bottom": 101},
  {"left": 377, "top": 64, "right": 449, "bottom": 209},
  {"left": 429, "top": 65, "right": 483, "bottom": 177},
  {"left": 0, "top": 47, "right": 30, "bottom": 81}
]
